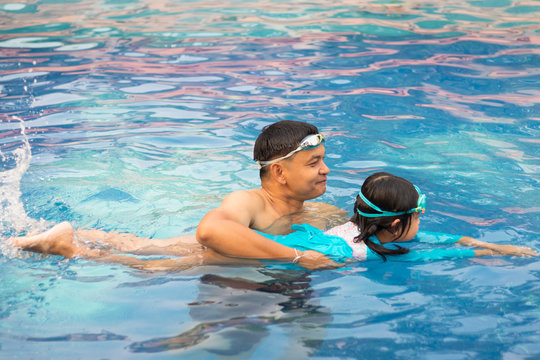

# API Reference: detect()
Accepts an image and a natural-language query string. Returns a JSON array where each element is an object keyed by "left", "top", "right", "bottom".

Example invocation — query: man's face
[{"left": 281, "top": 144, "right": 330, "bottom": 201}]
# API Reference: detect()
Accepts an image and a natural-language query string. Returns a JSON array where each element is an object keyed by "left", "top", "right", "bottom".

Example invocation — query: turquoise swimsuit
[{"left": 257, "top": 222, "right": 475, "bottom": 262}]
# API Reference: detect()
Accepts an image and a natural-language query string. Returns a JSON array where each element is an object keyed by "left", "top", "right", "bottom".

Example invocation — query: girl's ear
[
  {"left": 269, "top": 163, "right": 287, "bottom": 185},
  {"left": 390, "top": 219, "right": 401, "bottom": 234}
]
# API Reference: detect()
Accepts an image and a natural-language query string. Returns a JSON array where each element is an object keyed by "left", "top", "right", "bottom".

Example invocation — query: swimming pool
[{"left": 1, "top": 0, "right": 539, "bottom": 358}]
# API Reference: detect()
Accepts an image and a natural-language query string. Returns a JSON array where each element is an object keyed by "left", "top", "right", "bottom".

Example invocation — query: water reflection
[{"left": 129, "top": 269, "right": 332, "bottom": 356}]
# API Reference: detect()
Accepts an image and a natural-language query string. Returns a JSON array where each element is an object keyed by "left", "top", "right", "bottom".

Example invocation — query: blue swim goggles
[
  {"left": 257, "top": 133, "right": 325, "bottom": 168},
  {"left": 356, "top": 185, "right": 426, "bottom": 217}
]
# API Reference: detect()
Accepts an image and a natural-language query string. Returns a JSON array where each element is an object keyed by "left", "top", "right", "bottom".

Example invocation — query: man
[
  {"left": 12, "top": 121, "right": 347, "bottom": 270},
  {"left": 197, "top": 120, "right": 347, "bottom": 269}
]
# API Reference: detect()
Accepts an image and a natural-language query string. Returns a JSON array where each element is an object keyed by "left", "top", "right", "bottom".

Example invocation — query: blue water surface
[{"left": 1, "top": 0, "right": 539, "bottom": 359}]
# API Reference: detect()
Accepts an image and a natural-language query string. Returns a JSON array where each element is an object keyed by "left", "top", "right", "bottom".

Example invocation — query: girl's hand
[
  {"left": 459, "top": 236, "right": 538, "bottom": 257},
  {"left": 490, "top": 244, "right": 538, "bottom": 257}
]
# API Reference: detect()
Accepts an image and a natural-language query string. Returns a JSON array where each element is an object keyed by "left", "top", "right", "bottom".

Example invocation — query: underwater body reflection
[{"left": 128, "top": 269, "right": 329, "bottom": 357}]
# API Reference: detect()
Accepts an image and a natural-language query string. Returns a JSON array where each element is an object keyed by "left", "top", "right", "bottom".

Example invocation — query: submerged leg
[
  {"left": 75, "top": 229, "right": 199, "bottom": 255},
  {"left": 86, "top": 248, "right": 259, "bottom": 272},
  {"left": 9, "top": 222, "right": 205, "bottom": 270},
  {"left": 10, "top": 223, "right": 257, "bottom": 271},
  {"left": 11, "top": 222, "right": 200, "bottom": 259}
]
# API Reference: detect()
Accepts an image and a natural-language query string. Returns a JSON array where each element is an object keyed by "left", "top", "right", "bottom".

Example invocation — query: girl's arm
[
  {"left": 410, "top": 232, "right": 537, "bottom": 259},
  {"left": 457, "top": 236, "right": 538, "bottom": 257}
]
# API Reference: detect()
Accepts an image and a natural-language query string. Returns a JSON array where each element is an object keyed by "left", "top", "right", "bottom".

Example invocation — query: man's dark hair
[{"left": 253, "top": 120, "right": 319, "bottom": 178}]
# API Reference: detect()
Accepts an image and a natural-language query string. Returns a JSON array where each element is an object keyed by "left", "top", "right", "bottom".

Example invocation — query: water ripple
[{"left": 1, "top": 1, "right": 539, "bottom": 359}]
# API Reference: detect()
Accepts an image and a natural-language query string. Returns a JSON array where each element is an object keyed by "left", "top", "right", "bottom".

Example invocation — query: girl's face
[{"left": 395, "top": 213, "right": 421, "bottom": 242}]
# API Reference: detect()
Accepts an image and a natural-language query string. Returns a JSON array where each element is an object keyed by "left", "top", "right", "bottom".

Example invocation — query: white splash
[{"left": 0, "top": 117, "right": 47, "bottom": 257}]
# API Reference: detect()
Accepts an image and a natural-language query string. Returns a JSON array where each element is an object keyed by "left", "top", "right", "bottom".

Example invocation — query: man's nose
[{"left": 320, "top": 160, "right": 330, "bottom": 175}]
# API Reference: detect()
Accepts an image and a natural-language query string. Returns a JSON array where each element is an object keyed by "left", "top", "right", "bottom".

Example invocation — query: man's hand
[{"left": 296, "top": 250, "right": 344, "bottom": 270}]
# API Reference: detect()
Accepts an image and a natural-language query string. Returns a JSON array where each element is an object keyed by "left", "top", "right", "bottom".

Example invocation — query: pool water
[{"left": 1, "top": 0, "right": 539, "bottom": 358}]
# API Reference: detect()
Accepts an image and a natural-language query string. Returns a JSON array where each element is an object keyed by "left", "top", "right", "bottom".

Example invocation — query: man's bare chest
[{"left": 253, "top": 203, "right": 349, "bottom": 235}]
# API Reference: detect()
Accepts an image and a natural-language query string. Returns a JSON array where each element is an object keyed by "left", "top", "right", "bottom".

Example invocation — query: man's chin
[{"left": 307, "top": 183, "right": 326, "bottom": 200}]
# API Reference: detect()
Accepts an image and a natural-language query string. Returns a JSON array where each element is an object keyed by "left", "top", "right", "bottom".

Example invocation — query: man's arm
[{"left": 196, "top": 191, "right": 342, "bottom": 269}]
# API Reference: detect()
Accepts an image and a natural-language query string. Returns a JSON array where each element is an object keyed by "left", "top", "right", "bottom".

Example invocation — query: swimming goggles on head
[
  {"left": 356, "top": 185, "right": 426, "bottom": 217},
  {"left": 257, "top": 133, "right": 325, "bottom": 168}
]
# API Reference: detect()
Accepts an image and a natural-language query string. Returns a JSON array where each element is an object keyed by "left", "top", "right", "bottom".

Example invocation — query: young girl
[
  {"left": 263, "top": 172, "right": 538, "bottom": 263},
  {"left": 10, "top": 172, "right": 537, "bottom": 270}
]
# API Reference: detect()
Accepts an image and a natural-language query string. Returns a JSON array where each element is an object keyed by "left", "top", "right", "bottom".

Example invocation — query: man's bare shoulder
[
  {"left": 219, "top": 188, "right": 277, "bottom": 230},
  {"left": 220, "top": 189, "right": 267, "bottom": 217},
  {"left": 222, "top": 189, "right": 266, "bottom": 206}
]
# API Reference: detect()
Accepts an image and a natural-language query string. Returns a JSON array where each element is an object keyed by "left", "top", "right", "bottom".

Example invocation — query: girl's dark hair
[
  {"left": 350, "top": 172, "right": 419, "bottom": 261},
  {"left": 253, "top": 120, "right": 319, "bottom": 178}
]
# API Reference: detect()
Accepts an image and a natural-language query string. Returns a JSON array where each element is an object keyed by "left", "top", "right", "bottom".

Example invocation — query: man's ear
[{"left": 269, "top": 163, "right": 287, "bottom": 185}]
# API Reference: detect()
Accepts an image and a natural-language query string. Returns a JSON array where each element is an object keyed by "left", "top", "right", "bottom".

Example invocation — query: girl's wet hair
[
  {"left": 350, "top": 172, "right": 419, "bottom": 261},
  {"left": 253, "top": 120, "right": 319, "bottom": 178}
]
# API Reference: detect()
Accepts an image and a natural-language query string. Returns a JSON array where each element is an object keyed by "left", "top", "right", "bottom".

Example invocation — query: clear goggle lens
[{"left": 257, "top": 133, "right": 325, "bottom": 168}]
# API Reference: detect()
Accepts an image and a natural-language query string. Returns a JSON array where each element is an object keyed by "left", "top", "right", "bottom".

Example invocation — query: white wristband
[{"left": 292, "top": 248, "right": 303, "bottom": 263}]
